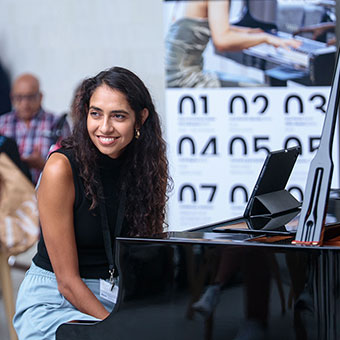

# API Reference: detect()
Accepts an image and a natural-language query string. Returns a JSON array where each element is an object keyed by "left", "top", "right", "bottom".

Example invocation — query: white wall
[{"left": 0, "top": 0, "right": 165, "bottom": 124}]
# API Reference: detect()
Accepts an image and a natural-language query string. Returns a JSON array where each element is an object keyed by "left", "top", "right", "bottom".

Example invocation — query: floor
[{"left": 0, "top": 245, "right": 36, "bottom": 340}]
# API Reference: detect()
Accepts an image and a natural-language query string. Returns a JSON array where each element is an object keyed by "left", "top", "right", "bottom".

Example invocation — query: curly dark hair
[{"left": 62, "top": 67, "right": 171, "bottom": 236}]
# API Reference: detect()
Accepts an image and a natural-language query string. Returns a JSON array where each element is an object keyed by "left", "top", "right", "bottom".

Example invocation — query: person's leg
[{"left": 13, "top": 262, "right": 103, "bottom": 340}]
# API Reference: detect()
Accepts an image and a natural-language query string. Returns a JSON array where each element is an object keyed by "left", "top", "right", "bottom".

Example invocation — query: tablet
[{"left": 244, "top": 146, "right": 300, "bottom": 218}]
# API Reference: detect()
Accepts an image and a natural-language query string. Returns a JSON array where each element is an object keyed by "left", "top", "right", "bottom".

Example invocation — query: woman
[
  {"left": 165, "top": 0, "right": 301, "bottom": 87},
  {"left": 13, "top": 67, "right": 170, "bottom": 339}
]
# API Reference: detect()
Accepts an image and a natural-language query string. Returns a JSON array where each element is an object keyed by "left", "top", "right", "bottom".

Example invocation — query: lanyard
[{"left": 98, "top": 183, "right": 126, "bottom": 288}]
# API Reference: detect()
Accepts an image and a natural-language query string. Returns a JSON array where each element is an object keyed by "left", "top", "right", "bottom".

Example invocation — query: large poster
[{"left": 164, "top": 0, "right": 338, "bottom": 231}]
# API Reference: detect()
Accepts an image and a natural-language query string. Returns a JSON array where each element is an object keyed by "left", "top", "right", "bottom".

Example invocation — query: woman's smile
[{"left": 97, "top": 135, "right": 118, "bottom": 145}]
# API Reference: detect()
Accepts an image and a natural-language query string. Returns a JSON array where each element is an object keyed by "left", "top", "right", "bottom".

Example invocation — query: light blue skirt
[{"left": 13, "top": 262, "right": 115, "bottom": 340}]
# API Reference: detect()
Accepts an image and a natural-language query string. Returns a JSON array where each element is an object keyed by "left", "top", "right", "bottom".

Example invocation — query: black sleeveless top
[{"left": 33, "top": 147, "right": 126, "bottom": 279}]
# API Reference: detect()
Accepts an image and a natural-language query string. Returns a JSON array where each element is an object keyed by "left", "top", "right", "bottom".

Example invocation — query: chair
[{"left": 0, "top": 250, "right": 18, "bottom": 340}]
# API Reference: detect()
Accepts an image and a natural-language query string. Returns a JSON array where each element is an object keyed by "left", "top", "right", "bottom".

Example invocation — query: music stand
[{"left": 293, "top": 47, "right": 340, "bottom": 246}]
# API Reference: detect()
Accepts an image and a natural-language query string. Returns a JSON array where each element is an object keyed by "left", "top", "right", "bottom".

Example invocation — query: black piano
[{"left": 56, "top": 214, "right": 340, "bottom": 340}]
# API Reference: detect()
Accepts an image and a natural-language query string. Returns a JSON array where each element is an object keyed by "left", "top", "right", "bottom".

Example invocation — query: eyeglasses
[{"left": 11, "top": 93, "right": 40, "bottom": 102}]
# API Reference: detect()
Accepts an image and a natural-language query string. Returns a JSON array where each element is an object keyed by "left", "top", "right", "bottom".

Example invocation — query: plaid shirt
[{"left": 0, "top": 108, "right": 71, "bottom": 184}]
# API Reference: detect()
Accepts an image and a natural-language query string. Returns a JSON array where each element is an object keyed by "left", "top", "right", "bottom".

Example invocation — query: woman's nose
[{"left": 100, "top": 117, "right": 114, "bottom": 134}]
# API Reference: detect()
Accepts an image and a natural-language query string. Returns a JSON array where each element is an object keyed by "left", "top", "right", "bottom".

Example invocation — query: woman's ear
[{"left": 141, "top": 108, "right": 149, "bottom": 125}]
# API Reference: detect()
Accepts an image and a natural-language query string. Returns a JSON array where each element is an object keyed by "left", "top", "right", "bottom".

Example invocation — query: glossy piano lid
[{"left": 168, "top": 231, "right": 256, "bottom": 242}]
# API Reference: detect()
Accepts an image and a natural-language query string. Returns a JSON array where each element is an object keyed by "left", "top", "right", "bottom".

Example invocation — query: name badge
[{"left": 100, "top": 279, "right": 118, "bottom": 304}]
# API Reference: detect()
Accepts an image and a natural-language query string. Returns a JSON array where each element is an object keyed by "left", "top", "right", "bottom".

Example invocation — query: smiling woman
[
  {"left": 13, "top": 67, "right": 171, "bottom": 340},
  {"left": 87, "top": 85, "right": 148, "bottom": 159}
]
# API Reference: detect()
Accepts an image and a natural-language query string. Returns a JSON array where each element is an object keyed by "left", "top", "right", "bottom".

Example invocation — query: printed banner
[
  {"left": 166, "top": 87, "right": 339, "bottom": 230},
  {"left": 163, "top": 0, "right": 338, "bottom": 230}
]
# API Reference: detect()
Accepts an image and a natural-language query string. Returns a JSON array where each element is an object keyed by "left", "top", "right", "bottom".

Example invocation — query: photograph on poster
[
  {"left": 164, "top": 0, "right": 336, "bottom": 88},
  {"left": 164, "top": 0, "right": 339, "bottom": 230}
]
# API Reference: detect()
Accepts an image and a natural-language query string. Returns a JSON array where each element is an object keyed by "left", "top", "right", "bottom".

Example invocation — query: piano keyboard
[{"left": 245, "top": 32, "right": 336, "bottom": 69}]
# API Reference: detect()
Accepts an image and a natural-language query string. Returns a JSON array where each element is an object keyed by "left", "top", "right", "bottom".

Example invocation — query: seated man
[{"left": 0, "top": 73, "right": 71, "bottom": 184}]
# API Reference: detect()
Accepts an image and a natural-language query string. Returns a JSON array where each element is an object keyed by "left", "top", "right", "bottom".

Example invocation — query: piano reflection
[{"left": 56, "top": 47, "right": 340, "bottom": 340}]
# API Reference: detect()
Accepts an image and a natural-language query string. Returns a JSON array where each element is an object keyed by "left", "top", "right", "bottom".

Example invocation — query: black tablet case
[{"left": 244, "top": 147, "right": 301, "bottom": 218}]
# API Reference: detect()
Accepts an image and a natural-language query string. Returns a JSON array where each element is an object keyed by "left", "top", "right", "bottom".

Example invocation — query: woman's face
[{"left": 87, "top": 85, "right": 136, "bottom": 159}]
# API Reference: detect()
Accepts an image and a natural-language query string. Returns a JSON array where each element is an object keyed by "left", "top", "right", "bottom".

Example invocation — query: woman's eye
[
  {"left": 113, "top": 114, "right": 125, "bottom": 120},
  {"left": 90, "top": 111, "right": 100, "bottom": 117}
]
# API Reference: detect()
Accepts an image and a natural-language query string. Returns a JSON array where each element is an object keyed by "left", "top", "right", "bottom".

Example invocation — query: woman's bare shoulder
[{"left": 41, "top": 152, "right": 73, "bottom": 184}]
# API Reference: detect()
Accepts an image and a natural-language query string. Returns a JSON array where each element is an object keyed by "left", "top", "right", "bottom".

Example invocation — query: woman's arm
[
  {"left": 229, "top": 26, "right": 263, "bottom": 34},
  {"left": 37, "top": 153, "right": 109, "bottom": 319},
  {"left": 208, "top": 0, "right": 301, "bottom": 51},
  {"left": 293, "top": 22, "right": 335, "bottom": 39}
]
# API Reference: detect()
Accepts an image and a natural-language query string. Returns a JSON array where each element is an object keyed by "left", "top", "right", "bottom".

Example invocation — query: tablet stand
[{"left": 248, "top": 189, "right": 300, "bottom": 217}]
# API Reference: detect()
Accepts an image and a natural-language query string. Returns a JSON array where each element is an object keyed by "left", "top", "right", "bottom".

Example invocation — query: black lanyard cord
[{"left": 98, "top": 182, "right": 126, "bottom": 281}]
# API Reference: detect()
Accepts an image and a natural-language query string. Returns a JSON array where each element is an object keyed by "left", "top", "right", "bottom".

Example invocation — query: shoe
[{"left": 192, "top": 284, "right": 220, "bottom": 317}]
